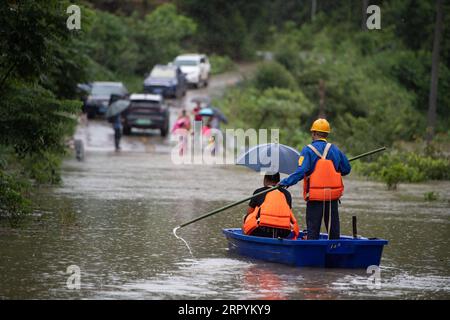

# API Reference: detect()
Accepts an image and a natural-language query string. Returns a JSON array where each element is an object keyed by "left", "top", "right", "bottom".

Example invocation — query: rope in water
[{"left": 172, "top": 226, "right": 195, "bottom": 259}]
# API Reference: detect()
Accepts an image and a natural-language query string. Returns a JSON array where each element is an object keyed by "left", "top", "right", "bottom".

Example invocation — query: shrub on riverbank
[{"left": 353, "top": 152, "right": 450, "bottom": 189}]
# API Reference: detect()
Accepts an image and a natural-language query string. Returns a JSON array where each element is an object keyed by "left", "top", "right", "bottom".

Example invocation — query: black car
[
  {"left": 83, "top": 82, "right": 128, "bottom": 119},
  {"left": 122, "top": 94, "right": 170, "bottom": 137},
  {"left": 143, "top": 64, "right": 187, "bottom": 99}
]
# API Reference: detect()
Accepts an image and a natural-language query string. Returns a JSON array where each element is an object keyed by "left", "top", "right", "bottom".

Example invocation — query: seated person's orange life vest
[
  {"left": 303, "top": 143, "right": 344, "bottom": 201},
  {"left": 243, "top": 190, "right": 300, "bottom": 239}
]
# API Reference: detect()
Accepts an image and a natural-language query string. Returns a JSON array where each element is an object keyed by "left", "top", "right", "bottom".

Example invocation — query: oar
[{"left": 175, "top": 146, "right": 386, "bottom": 229}]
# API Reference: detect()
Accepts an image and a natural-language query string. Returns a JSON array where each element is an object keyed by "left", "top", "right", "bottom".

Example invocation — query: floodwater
[{"left": 1, "top": 66, "right": 449, "bottom": 300}]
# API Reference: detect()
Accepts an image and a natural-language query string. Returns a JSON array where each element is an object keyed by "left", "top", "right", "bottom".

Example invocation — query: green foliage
[
  {"left": 76, "top": 3, "right": 197, "bottom": 77},
  {"left": 424, "top": 191, "right": 439, "bottom": 201},
  {"left": 355, "top": 152, "right": 450, "bottom": 189},
  {"left": 253, "top": 62, "right": 298, "bottom": 91},
  {"left": 210, "top": 54, "right": 235, "bottom": 75},
  {"left": 0, "top": 1, "right": 81, "bottom": 218},
  {"left": 20, "top": 151, "right": 64, "bottom": 184},
  {"left": 217, "top": 85, "right": 313, "bottom": 147},
  {"left": 132, "top": 3, "right": 197, "bottom": 74},
  {"left": 271, "top": 24, "right": 434, "bottom": 155},
  {"left": 178, "top": 0, "right": 254, "bottom": 59},
  {"left": 0, "top": 81, "right": 79, "bottom": 157},
  {"left": 0, "top": 1, "right": 67, "bottom": 82},
  {"left": 119, "top": 73, "right": 145, "bottom": 94},
  {"left": 83, "top": 8, "right": 140, "bottom": 76},
  {"left": 0, "top": 169, "right": 31, "bottom": 217}
]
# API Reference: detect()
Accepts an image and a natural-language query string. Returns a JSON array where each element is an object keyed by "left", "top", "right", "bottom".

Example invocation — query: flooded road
[{"left": 1, "top": 65, "right": 449, "bottom": 299}]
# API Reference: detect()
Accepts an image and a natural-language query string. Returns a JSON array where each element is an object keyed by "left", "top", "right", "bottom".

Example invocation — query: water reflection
[{"left": 242, "top": 265, "right": 288, "bottom": 300}]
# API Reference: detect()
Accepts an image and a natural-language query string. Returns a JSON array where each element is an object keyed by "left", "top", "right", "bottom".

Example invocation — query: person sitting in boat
[{"left": 243, "top": 173, "right": 300, "bottom": 239}]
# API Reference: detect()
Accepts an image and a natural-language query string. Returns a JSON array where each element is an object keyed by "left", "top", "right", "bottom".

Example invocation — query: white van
[{"left": 173, "top": 54, "right": 211, "bottom": 88}]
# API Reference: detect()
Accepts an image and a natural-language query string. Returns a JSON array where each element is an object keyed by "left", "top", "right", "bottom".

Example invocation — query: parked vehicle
[
  {"left": 122, "top": 93, "right": 169, "bottom": 137},
  {"left": 173, "top": 54, "right": 211, "bottom": 88},
  {"left": 143, "top": 65, "right": 187, "bottom": 98},
  {"left": 83, "top": 82, "right": 128, "bottom": 119}
]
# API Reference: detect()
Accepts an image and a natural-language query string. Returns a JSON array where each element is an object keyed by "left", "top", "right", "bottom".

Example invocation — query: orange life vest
[
  {"left": 303, "top": 143, "right": 344, "bottom": 201},
  {"left": 243, "top": 189, "right": 299, "bottom": 239}
]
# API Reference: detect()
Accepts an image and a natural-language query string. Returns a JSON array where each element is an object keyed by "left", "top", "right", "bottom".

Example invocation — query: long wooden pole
[
  {"left": 178, "top": 185, "right": 279, "bottom": 228},
  {"left": 176, "top": 146, "right": 386, "bottom": 229},
  {"left": 348, "top": 147, "right": 386, "bottom": 162}
]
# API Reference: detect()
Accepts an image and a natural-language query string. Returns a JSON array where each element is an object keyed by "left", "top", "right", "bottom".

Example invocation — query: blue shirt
[{"left": 280, "top": 140, "right": 351, "bottom": 187}]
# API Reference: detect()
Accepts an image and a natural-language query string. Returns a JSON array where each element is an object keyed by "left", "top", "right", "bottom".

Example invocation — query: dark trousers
[
  {"left": 114, "top": 128, "right": 122, "bottom": 150},
  {"left": 306, "top": 200, "right": 340, "bottom": 240},
  {"left": 251, "top": 226, "right": 291, "bottom": 239}
]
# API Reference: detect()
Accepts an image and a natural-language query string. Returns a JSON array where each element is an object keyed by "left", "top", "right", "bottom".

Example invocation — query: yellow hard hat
[{"left": 310, "top": 118, "right": 331, "bottom": 133}]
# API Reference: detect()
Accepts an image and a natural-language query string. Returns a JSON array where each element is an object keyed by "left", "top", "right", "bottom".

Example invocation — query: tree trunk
[
  {"left": 311, "top": 0, "right": 317, "bottom": 21},
  {"left": 361, "top": 0, "right": 369, "bottom": 30},
  {"left": 318, "top": 79, "right": 326, "bottom": 118},
  {"left": 426, "top": 0, "right": 443, "bottom": 144}
]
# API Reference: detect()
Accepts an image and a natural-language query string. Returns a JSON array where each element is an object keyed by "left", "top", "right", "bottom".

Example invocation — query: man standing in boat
[{"left": 278, "top": 119, "right": 351, "bottom": 240}]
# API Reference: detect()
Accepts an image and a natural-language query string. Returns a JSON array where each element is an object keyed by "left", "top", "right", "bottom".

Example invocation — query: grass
[{"left": 119, "top": 73, "right": 145, "bottom": 93}]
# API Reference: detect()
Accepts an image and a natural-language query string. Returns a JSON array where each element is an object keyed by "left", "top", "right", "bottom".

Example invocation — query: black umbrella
[
  {"left": 210, "top": 107, "right": 228, "bottom": 124},
  {"left": 105, "top": 99, "right": 130, "bottom": 118},
  {"left": 236, "top": 143, "right": 301, "bottom": 174}
]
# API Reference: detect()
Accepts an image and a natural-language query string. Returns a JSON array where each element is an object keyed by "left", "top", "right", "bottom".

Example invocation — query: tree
[
  {"left": 311, "top": 0, "right": 317, "bottom": 21},
  {"left": 426, "top": 0, "right": 444, "bottom": 144},
  {"left": 133, "top": 3, "right": 197, "bottom": 74},
  {"left": 0, "top": 1, "right": 83, "bottom": 215},
  {"left": 361, "top": 0, "right": 369, "bottom": 30}
]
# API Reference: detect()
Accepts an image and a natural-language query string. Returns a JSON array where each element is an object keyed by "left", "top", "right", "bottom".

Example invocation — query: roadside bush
[
  {"left": 210, "top": 54, "right": 235, "bottom": 75},
  {"left": 217, "top": 86, "right": 313, "bottom": 148},
  {"left": 355, "top": 152, "right": 450, "bottom": 189},
  {"left": 0, "top": 170, "right": 31, "bottom": 217},
  {"left": 0, "top": 82, "right": 79, "bottom": 157},
  {"left": 20, "top": 152, "right": 64, "bottom": 185},
  {"left": 424, "top": 191, "right": 439, "bottom": 201},
  {"left": 379, "top": 163, "right": 425, "bottom": 190},
  {"left": 253, "top": 62, "right": 298, "bottom": 91}
]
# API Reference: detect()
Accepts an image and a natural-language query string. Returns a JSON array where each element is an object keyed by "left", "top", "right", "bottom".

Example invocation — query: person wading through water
[
  {"left": 279, "top": 119, "right": 351, "bottom": 240},
  {"left": 243, "top": 173, "right": 299, "bottom": 239},
  {"left": 107, "top": 94, "right": 126, "bottom": 152}
]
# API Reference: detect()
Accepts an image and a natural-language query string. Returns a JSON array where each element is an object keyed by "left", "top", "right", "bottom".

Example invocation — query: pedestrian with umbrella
[
  {"left": 199, "top": 106, "right": 227, "bottom": 156},
  {"left": 191, "top": 96, "right": 210, "bottom": 122},
  {"left": 106, "top": 95, "right": 130, "bottom": 151}
]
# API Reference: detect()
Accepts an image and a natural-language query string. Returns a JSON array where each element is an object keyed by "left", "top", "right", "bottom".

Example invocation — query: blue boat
[{"left": 223, "top": 228, "right": 388, "bottom": 268}]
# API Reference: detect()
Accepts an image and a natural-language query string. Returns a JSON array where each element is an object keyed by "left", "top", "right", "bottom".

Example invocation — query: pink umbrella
[{"left": 172, "top": 118, "right": 189, "bottom": 133}]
